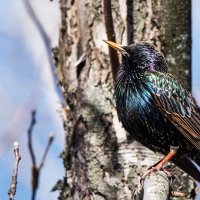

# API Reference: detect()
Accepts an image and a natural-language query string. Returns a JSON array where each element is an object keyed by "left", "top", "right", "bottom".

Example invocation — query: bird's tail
[{"left": 172, "top": 157, "right": 200, "bottom": 183}]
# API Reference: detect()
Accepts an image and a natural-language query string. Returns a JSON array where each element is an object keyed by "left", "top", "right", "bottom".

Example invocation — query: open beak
[{"left": 103, "top": 40, "right": 129, "bottom": 57}]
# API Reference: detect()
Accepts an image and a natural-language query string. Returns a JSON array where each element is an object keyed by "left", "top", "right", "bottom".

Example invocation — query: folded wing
[{"left": 146, "top": 72, "right": 200, "bottom": 151}]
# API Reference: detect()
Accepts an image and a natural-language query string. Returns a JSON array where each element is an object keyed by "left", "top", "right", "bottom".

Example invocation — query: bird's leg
[
  {"left": 135, "top": 146, "right": 179, "bottom": 195},
  {"left": 154, "top": 146, "right": 179, "bottom": 170},
  {"left": 141, "top": 146, "right": 179, "bottom": 179}
]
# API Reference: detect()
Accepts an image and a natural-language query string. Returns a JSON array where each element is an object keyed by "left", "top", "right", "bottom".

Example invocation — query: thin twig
[
  {"left": 22, "top": 0, "right": 63, "bottom": 99},
  {"left": 22, "top": 0, "right": 52, "bottom": 71},
  {"left": 8, "top": 142, "right": 21, "bottom": 200},
  {"left": 31, "top": 135, "right": 54, "bottom": 200},
  {"left": 103, "top": 0, "right": 120, "bottom": 81},
  {"left": 38, "top": 135, "right": 54, "bottom": 170},
  {"left": 27, "top": 111, "right": 54, "bottom": 200},
  {"left": 27, "top": 110, "right": 37, "bottom": 200},
  {"left": 28, "top": 110, "right": 36, "bottom": 166}
]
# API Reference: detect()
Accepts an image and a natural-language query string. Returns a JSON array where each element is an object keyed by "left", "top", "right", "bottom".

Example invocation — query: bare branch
[
  {"left": 27, "top": 111, "right": 54, "bottom": 200},
  {"left": 143, "top": 171, "right": 170, "bottom": 200},
  {"left": 22, "top": 0, "right": 63, "bottom": 99},
  {"left": 8, "top": 142, "right": 21, "bottom": 200},
  {"left": 38, "top": 135, "right": 54, "bottom": 170},
  {"left": 103, "top": 0, "right": 119, "bottom": 81},
  {"left": 28, "top": 110, "right": 36, "bottom": 166},
  {"left": 30, "top": 134, "right": 54, "bottom": 200},
  {"left": 22, "top": 0, "right": 52, "bottom": 69},
  {"left": 134, "top": 171, "right": 170, "bottom": 200}
]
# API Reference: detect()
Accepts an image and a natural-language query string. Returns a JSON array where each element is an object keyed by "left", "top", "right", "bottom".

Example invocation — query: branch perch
[
  {"left": 134, "top": 171, "right": 170, "bottom": 200},
  {"left": 143, "top": 171, "right": 170, "bottom": 200}
]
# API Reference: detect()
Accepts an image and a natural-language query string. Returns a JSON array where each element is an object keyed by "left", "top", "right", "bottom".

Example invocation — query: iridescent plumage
[{"left": 113, "top": 42, "right": 200, "bottom": 182}]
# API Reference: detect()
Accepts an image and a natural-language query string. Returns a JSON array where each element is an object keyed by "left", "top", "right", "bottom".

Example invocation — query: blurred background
[
  {"left": 0, "top": 0, "right": 199, "bottom": 199},
  {"left": 0, "top": 0, "right": 64, "bottom": 199}
]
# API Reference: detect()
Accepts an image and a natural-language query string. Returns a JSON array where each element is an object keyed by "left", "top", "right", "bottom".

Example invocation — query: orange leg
[
  {"left": 154, "top": 147, "right": 178, "bottom": 170},
  {"left": 141, "top": 146, "right": 178, "bottom": 179}
]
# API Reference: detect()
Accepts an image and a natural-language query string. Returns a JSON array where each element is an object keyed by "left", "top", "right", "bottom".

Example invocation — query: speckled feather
[{"left": 115, "top": 42, "right": 200, "bottom": 182}]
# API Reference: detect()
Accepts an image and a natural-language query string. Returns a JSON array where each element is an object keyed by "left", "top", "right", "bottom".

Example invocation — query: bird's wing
[{"left": 146, "top": 72, "right": 200, "bottom": 151}]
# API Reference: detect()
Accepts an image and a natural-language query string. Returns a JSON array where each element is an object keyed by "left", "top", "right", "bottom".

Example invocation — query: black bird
[{"left": 104, "top": 40, "right": 200, "bottom": 182}]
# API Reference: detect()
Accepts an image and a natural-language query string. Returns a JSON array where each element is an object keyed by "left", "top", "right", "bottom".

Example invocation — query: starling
[{"left": 104, "top": 40, "right": 200, "bottom": 182}]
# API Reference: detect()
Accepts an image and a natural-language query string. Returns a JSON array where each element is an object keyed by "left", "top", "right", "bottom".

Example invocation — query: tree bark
[{"left": 54, "top": 0, "right": 196, "bottom": 199}]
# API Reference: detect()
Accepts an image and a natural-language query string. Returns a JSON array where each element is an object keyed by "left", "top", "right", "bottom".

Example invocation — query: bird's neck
[{"left": 116, "top": 62, "right": 145, "bottom": 85}]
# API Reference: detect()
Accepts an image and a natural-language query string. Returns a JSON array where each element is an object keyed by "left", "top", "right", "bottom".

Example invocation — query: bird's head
[{"left": 104, "top": 40, "right": 168, "bottom": 73}]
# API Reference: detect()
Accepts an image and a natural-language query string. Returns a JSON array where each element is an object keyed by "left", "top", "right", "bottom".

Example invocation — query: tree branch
[
  {"left": 28, "top": 110, "right": 36, "bottom": 166},
  {"left": 8, "top": 142, "right": 21, "bottom": 200},
  {"left": 38, "top": 135, "right": 54, "bottom": 171},
  {"left": 134, "top": 171, "right": 170, "bottom": 200},
  {"left": 143, "top": 171, "right": 170, "bottom": 200},
  {"left": 22, "top": 0, "right": 63, "bottom": 99},
  {"left": 27, "top": 111, "right": 54, "bottom": 200},
  {"left": 103, "top": 0, "right": 120, "bottom": 81}
]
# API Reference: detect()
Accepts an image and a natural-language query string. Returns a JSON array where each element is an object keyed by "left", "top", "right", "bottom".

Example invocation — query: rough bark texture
[
  {"left": 54, "top": 0, "right": 196, "bottom": 199},
  {"left": 133, "top": 0, "right": 191, "bottom": 90},
  {"left": 143, "top": 171, "right": 170, "bottom": 200},
  {"left": 160, "top": 0, "right": 191, "bottom": 90}
]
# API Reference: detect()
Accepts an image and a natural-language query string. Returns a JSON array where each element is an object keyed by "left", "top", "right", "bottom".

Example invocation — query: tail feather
[{"left": 172, "top": 157, "right": 200, "bottom": 183}]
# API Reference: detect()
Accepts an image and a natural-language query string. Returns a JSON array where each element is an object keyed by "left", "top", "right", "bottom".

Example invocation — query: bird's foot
[
  {"left": 134, "top": 147, "right": 178, "bottom": 197},
  {"left": 134, "top": 167, "right": 171, "bottom": 198},
  {"left": 140, "top": 146, "right": 178, "bottom": 181},
  {"left": 140, "top": 165, "right": 171, "bottom": 182}
]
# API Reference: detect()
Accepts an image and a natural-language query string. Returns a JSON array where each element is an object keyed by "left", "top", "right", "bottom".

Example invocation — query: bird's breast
[
  {"left": 115, "top": 76, "right": 176, "bottom": 152},
  {"left": 115, "top": 76, "right": 153, "bottom": 132}
]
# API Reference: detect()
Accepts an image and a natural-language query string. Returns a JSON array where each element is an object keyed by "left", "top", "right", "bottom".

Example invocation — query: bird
[{"left": 104, "top": 40, "right": 200, "bottom": 183}]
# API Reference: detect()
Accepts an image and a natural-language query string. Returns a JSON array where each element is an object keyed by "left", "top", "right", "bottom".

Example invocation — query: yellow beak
[
  {"left": 103, "top": 40, "right": 124, "bottom": 52},
  {"left": 103, "top": 40, "right": 129, "bottom": 57}
]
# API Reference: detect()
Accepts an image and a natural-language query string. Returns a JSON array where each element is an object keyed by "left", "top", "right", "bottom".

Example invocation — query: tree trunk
[{"left": 54, "top": 0, "right": 196, "bottom": 199}]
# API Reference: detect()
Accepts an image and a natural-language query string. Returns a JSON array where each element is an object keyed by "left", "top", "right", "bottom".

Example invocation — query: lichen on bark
[{"left": 55, "top": 0, "right": 195, "bottom": 199}]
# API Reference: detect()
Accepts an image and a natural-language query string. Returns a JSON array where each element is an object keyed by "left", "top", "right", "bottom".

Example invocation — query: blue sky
[
  {"left": 192, "top": 0, "right": 200, "bottom": 102},
  {"left": 0, "top": 0, "right": 64, "bottom": 199},
  {"left": 0, "top": 0, "right": 199, "bottom": 200}
]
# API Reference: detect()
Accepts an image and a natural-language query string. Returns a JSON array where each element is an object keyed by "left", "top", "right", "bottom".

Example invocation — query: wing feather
[{"left": 146, "top": 72, "right": 200, "bottom": 150}]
